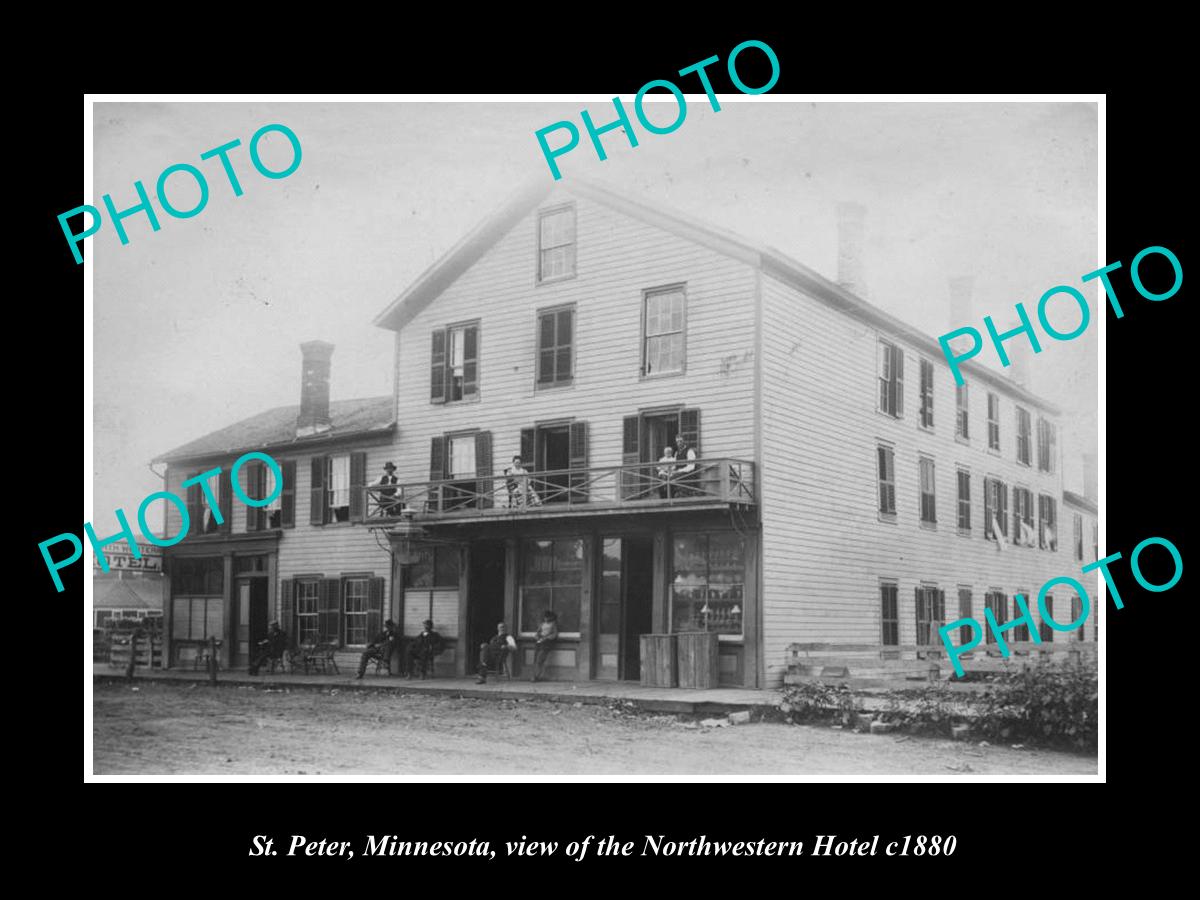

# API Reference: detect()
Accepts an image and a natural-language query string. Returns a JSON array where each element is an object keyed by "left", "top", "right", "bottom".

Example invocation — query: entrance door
[
  {"left": 234, "top": 578, "right": 270, "bottom": 668},
  {"left": 595, "top": 537, "right": 654, "bottom": 680},
  {"left": 538, "top": 425, "right": 571, "bottom": 504},
  {"left": 467, "top": 541, "right": 507, "bottom": 672},
  {"left": 622, "top": 538, "right": 654, "bottom": 680}
]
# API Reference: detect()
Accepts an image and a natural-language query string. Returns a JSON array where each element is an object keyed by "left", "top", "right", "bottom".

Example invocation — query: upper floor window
[
  {"left": 877, "top": 444, "right": 896, "bottom": 516},
  {"left": 1016, "top": 406, "right": 1032, "bottom": 465},
  {"left": 918, "top": 456, "right": 937, "bottom": 524},
  {"left": 642, "top": 286, "right": 686, "bottom": 377},
  {"left": 538, "top": 205, "right": 577, "bottom": 282},
  {"left": 1039, "top": 494, "right": 1058, "bottom": 550},
  {"left": 430, "top": 322, "right": 479, "bottom": 404},
  {"left": 448, "top": 435, "right": 477, "bottom": 479},
  {"left": 956, "top": 469, "right": 971, "bottom": 531},
  {"left": 984, "top": 477, "right": 1008, "bottom": 541},
  {"left": 1012, "top": 487, "right": 1034, "bottom": 546},
  {"left": 877, "top": 339, "right": 904, "bottom": 418},
  {"left": 987, "top": 392, "right": 1001, "bottom": 450},
  {"left": 310, "top": 451, "right": 366, "bottom": 526},
  {"left": 1037, "top": 417, "right": 1057, "bottom": 472},
  {"left": 919, "top": 359, "right": 934, "bottom": 428},
  {"left": 537, "top": 305, "right": 574, "bottom": 387},
  {"left": 1073, "top": 513, "right": 1084, "bottom": 562},
  {"left": 956, "top": 384, "right": 969, "bottom": 439}
]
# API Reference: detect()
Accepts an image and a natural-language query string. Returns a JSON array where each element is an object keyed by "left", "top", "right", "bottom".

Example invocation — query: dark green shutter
[
  {"left": 279, "top": 579, "right": 294, "bottom": 648},
  {"left": 246, "top": 461, "right": 261, "bottom": 532},
  {"left": 310, "top": 456, "right": 327, "bottom": 526},
  {"left": 680, "top": 408, "right": 701, "bottom": 455},
  {"left": 569, "top": 420, "right": 588, "bottom": 502},
  {"left": 218, "top": 469, "right": 232, "bottom": 535},
  {"left": 430, "top": 329, "right": 446, "bottom": 403},
  {"left": 475, "top": 431, "right": 493, "bottom": 509},
  {"left": 463, "top": 324, "right": 479, "bottom": 397},
  {"left": 894, "top": 347, "right": 905, "bottom": 417},
  {"left": 537, "top": 313, "right": 555, "bottom": 384},
  {"left": 621, "top": 416, "right": 640, "bottom": 499},
  {"left": 349, "top": 451, "right": 367, "bottom": 522},
  {"left": 520, "top": 428, "right": 536, "bottom": 470},
  {"left": 281, "top": 459, "right": 296, "bottom": 528}
]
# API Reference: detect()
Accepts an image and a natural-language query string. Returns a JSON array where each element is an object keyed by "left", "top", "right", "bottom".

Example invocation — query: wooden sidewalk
[{"left": 91, "top": 664, "right": 776, "bottom": 715}]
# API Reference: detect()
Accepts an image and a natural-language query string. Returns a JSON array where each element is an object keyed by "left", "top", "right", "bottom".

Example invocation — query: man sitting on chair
[
  {"left": 355, "top": 619, "right": 400, "bottom": 679},
  {"left": 407, "top": 619, "right": 445, "bottom": 679},
  {"left": 476, "top": 622, "right": 517, "bottom": 684},
  {"left": 248, "top": 621, "right": 287, "bottom": 676}
]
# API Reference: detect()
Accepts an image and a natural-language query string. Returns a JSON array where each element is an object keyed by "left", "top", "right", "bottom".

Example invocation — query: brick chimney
[
  {"left": 836, "top": 202, "right": 868, "bottom": 298},
  {"left": 1004, "top": 317, "right": 1032, "bottom": 391},
  {"left": 1082, "top": 452, "right": 1097, "bottom": 503},
  {"left": 296, "top": 341, "right": 334, "bottom": 438}
]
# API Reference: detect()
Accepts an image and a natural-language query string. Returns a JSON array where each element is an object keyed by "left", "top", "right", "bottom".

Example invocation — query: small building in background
[{"left": 92, "top": 540, "right": 165, "bottom": 628}]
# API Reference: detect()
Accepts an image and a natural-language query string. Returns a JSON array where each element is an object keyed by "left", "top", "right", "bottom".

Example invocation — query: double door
[{"left": 232, "top": 577, "right": 270, "bottom": 668}]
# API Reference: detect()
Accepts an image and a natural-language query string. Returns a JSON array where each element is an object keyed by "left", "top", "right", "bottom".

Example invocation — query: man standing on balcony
[
  {"left": 674, "top": 434, "right": 699, "bottom": 497},
  {"left": 377, "top": 461, "right": 400, "bottom": 516}
]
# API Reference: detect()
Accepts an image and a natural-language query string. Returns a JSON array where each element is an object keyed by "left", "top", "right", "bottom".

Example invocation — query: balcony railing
[{"left": 364, "top": 458, "right": 755, "bottom": 521}]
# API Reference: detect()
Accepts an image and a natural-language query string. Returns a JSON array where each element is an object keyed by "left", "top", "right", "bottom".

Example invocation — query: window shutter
[
  {"left": 936, "top": 589, "right": 946, "bottom": 627},
  {"left": 520, "top": 429, "right": 536, "bottom": 471},
  {"left": 621, "top": 415, "right": 641, "bottom": 500},
  {"left": 245, "top": 461, "right": 261, "bottom": 532},
  {"left": 186, "top": 474, "right": 202, "bottom": 537},
  {"left": 894, "top": 348, "right": 904, "bottom": 417},
  {"left": 367, "top": 576, "right": 384, "bottom": 643},
  {"left": 914, "top": 586, "right": 923, "bottom": 643},
  {"left": 281, "top": 459, "right": 296, "bottom": 528},
  {"left": 429, "top": 437, "right": 445, "bottom": 482},
  {"left": 349, "top": 451, "right": 367, "bottom": 522},
  {"left": 279, "top": 579, "right": 293, "bottom": 647},
  {"left": 569, "top": 420, "right": 588, "bottom": 502},
  {"left": 557, "top": 309, "right": 573, "bottom": 380},
  {"left": 1000, "top": 484, "right": 1008, "bottom": 535},
  {"left": 983, "top": 478, "right": 992, "bottom": 537},
  {"left": 430, "top": 329, "right": 447, "bottom": 403},
  {"left": 463, "top": 324, "right": 479, "bottom": 397},
  {"left": 680, "top": 408, "right": 701, "bottom": 455},
  {"left": 310, "top": 457, "right": 327, "bottom": 525},
  {"left": 319, "top": 577, "right": 341, "bottom": 647},
  {"left": 218, "top": 469, "right": 232, "bottom": 535},
  {"left": 537, "top": 313, "right": 555, "bottom": 384},
  {"left": 475, "top": 430, "right": 493, "bottom": 509}
]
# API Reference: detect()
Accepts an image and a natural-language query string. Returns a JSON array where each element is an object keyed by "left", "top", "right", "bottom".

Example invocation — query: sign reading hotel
[{"left": 91, "top": 540, "right": 163, "bottom": 572}]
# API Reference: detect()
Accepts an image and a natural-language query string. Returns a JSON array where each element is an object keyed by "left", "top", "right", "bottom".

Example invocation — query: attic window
[{"left": 538, "top": 205, "right": 576, "bottom": 282}]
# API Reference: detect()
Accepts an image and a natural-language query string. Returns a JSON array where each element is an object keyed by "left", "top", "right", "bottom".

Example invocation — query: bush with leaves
[
  {"left": 778, "top": 681, "right": 861, "bottom": 725},
  {"left": 973, "top": 660, "right": 1097, "bottom": 751}
]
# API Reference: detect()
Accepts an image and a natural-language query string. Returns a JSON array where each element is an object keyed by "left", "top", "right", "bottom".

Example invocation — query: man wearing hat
[
  {"left": 407, "top": 618, "right": 446, "bottom": 679},
  {"left": 377, "top": 461, "right": 400, "bottom": 516},
  {"left": 248, "top": 621, "right": 288, "bottom": 676},
  {"left": 356, "top": 618, "right": 400, "bottom": 678}
]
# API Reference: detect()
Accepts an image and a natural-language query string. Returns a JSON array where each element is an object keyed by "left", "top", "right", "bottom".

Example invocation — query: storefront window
[
  {"left": 404, "top": 546, "right": 460, "bottom": 589},
  {"left": 520, "top": 538, "right": 583, "bottom": 633},
  {"left": 671, "top": 533, "right": 745, "bottom": 636}
]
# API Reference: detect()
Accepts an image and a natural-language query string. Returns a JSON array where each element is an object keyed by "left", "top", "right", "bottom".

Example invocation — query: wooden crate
[
  {"left": 639, "top": 634, "right": 677, "bottom": 687},
  {"left": 676, "top": 632, "right": 719, "bottom": 689}
]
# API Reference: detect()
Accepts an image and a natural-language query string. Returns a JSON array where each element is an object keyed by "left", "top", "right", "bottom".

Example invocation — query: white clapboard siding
[
  {"left": 390, "top": 187, "right": 758, "bottom": 480},
  {"left": 759, "top": 272, "right": 1079, "bottom": 687},
  {"left": 165, "top": 447, "right": 395, "bottom": 638}
]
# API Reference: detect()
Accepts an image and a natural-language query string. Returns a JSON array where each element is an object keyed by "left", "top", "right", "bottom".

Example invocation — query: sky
[{"left": 91, "top": 99, "right": 1098, "bottom": 535}]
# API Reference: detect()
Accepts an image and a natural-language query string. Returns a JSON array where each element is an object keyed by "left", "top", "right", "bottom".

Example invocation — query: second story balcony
[{"left": 365, "top": 458, "right": 756, "bottom": 524}]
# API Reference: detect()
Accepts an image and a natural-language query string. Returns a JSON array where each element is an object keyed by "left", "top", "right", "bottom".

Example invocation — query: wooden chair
[
  {"left": 307, "top": 642, "right": 339, "bottom": 675},
  {"left": 483, "top": 648, "right": 512, "bottom": 681}
]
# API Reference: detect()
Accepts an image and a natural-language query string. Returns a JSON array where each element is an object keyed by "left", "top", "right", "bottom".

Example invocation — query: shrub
[
  {"left": 778, "top": 682, "right": 860, "bottom": 725},
  {"left": 974, "top": 660, "right": 1097, "bottom": 751}
]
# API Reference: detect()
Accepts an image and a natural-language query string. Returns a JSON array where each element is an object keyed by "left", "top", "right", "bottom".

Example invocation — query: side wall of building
[{"left": 759, "top": 272, "right": 1079, "bottom": 686}]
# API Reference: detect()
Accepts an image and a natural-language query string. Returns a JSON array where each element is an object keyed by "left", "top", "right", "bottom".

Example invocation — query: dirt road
[{"left": 92, "top": 682, "right": 1096, "bottom": 776}]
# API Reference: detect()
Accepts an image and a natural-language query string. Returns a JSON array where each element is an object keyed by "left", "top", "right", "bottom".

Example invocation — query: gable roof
[
  {"left": 373, "top": 176, "right": 1061, "bottom": 415},
  {"left": 155, "top": 396, "right": 394, "bottom": 465}
]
